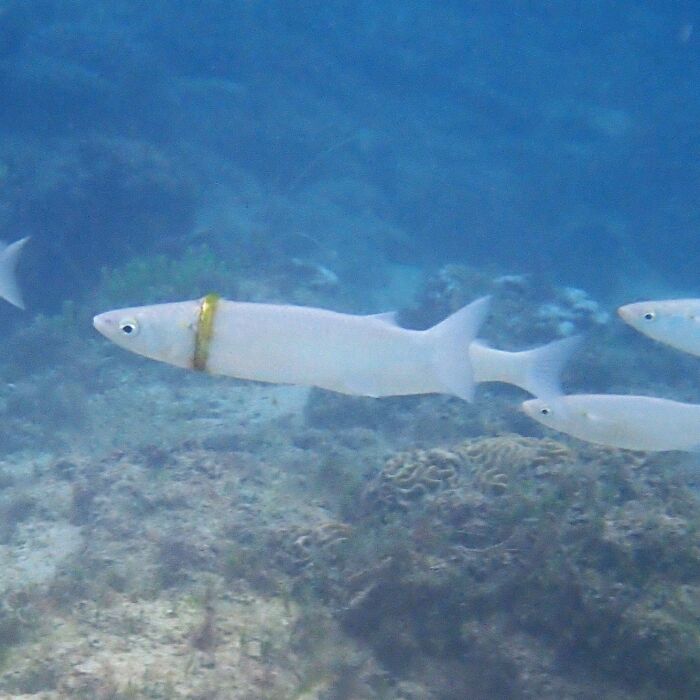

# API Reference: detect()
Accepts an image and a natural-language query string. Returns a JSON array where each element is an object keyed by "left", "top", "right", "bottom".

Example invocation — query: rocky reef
[{"left": 0, "top": 392, "right": 698, "bottom": 698}]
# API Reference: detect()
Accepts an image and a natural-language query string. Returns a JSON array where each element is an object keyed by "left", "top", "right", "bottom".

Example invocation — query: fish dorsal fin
[
  {"left": 366, "top": 311, "right": 399, "bottom": 326},
  {"left": 430, "top": 296, "right": 492, "bottom": 402}
]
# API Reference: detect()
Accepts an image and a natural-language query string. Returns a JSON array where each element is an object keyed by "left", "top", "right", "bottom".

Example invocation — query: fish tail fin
[
  {"left": 508, "top": 335, "right": 582, "bottom": 399},
  {"left": 0, "top": 237, "right": 30, "bottom": 309},
  {"left": 428, "top": 296, "right": 491, "bottom": 401}
]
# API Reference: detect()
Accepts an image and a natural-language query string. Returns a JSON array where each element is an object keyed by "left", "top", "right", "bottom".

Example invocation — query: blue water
[
  {"left": 1, "top": 1, "right": 698, "bottom": 312},
  {"left": 1, "top": 2, "right": 700, "bottom": 698}
]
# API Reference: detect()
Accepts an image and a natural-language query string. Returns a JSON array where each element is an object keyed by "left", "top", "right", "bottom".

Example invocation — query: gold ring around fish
[{"left": 193, "top": 293, "right": 220, "bottom": 371}]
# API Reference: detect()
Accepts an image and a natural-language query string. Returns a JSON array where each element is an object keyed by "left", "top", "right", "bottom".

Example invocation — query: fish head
[
  {"left": 521, "top": 396, "right": 580, "bottom": 432},
  {"left": 523, "top": 394, "right": 639, "bottom": 449},
  {"left": 618, "top": 299, "right": 700, "bottom": 356},
  {"left": 521, "top": 397, "right": 559, "bottom": 428},
  {"left": 617, "top": 300, "right": 662, "bottom": 328},
  {"left": 93, "top": 300, "right": 200, "bottom": 369}
]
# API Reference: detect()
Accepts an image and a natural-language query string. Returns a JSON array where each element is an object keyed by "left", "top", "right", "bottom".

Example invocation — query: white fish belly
[{"left": 206, "top": 302, "right": 440, "bottom": 396}]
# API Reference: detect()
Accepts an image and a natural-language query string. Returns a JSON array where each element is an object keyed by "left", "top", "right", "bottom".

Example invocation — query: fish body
[
  {"left": 94, "top": 294, "right": 576, "bottom": 401},
  {"left": 94, "top": 296, "right": 491, "bottom": 401},
  {"left": 0, "top": 237, "right": 30, "bottom": 309},
  {"left": 618, "top": 299, "right": 700, "bottom": 357},
  {"left": 522, "top": 393, "right": 700, "bottom": 451}
]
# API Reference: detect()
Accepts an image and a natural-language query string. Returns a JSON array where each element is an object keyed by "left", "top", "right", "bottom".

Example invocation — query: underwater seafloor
[{"left": 1, "top": 250, "right": 700, "bottom": 699}]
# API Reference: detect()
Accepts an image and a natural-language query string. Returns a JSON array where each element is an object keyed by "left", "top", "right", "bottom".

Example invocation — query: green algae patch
[{"left": 96, "top": 245, "right": 236, "bottom": 308}]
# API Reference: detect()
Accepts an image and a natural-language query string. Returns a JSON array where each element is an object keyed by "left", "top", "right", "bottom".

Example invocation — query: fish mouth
[
  {"left": 617, "top": 305, "right": 632, "bottom": 322},
  {"left": 519, "top": 400, "right": 533, "bottom": 416},
  {"left": 92, "top": 313, "right": 111, "bottom": 336}
]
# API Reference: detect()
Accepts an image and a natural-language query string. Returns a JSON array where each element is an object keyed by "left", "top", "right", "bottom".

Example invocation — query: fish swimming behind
[
  {"left": 93, "top": 295, "right": 577, "bottom": 401},
  {"left": 0, "top": 237, "right": 30, "bottom": 309},
  {"left": 618, "top": 299, "right": 700, "bottom": 357},
  {"left": 522, "top": 393, "right": 700, "bottom": 451}
]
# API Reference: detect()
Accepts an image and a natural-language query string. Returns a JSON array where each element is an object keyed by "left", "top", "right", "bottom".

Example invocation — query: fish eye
[
  {"left": 643, "top": 311, "right": 655, "bottom": 321},
  {"left": 119, "top": 318, "right": 139, "bottom": 336},
  {"left": 539, "top": 406, "right": 551, "bottom": 416}
]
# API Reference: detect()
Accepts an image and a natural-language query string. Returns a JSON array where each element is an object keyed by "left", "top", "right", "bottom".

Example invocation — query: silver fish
[
  {"left": 523, "top": 393, "right": 700, "bottom": 451},
  {"left": 94, "top": 295, "right": 576, "bottom": 401}
]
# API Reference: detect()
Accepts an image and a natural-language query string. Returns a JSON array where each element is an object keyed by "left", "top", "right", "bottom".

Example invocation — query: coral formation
[
  {"left": 456, "top": 434, "right": 574, "bottom": 491},
  {"left": 272, "top": 520, "right": 353, "bottom": 575},
  {"left": 363, "top": 435, "right": 574, "bottom": 513},
  {"left": 301, "top": 437, "right": 700, "bottom": 698},
  {"left": 363, "top": 447, "right": 461, "bottom": 511}
]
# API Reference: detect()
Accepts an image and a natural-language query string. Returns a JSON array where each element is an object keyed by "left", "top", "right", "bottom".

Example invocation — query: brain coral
[
  {"left": 363, "top": 447, "right": 462, "bottom": 511},
  {"left": 273, "top": 520, "right": 352, "bottom": 574},
  {"left": 456, "top": 435, "right": 574, "bottom": 493},
  {"left": 363, "top": 436, "right": 574, "bottom": 512}
]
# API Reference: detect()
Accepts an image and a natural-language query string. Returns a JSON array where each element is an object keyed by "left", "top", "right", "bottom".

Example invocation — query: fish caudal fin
[
  {"left": 429, "top": 296, "right": 491, "bottom": 401},
  {"left": 508, "top": 335, "right": 582, "bottom": 399},
  {"left": 0, "top": 237, "right": 30, "bottom": 309},
  {"left": 470, "top": 335, "right": 582, "bottom": 399}
]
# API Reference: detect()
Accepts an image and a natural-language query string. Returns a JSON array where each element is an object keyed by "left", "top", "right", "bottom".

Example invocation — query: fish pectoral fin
[{"left": 583, "top": 410, "right": 616, "bottom": 428}]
